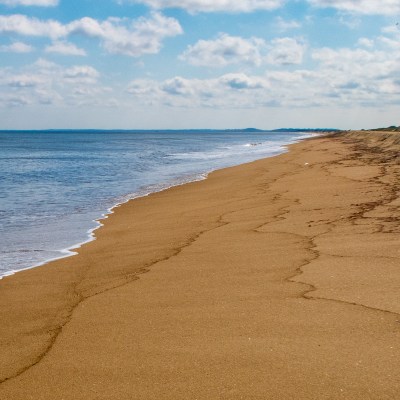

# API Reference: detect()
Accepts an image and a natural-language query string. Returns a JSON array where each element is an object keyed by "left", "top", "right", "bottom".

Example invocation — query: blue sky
[{"left": 0, "top": 0, "right": 399, "bottom": 129}]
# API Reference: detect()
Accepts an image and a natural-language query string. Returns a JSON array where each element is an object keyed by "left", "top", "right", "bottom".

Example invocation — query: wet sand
[{"left": 0, "top": 131, "right": 399, "bottom": 399}]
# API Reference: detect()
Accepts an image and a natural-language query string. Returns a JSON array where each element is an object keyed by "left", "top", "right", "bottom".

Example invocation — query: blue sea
[{"left": 0, "top": 130, "right": 310, "bottom": 278}]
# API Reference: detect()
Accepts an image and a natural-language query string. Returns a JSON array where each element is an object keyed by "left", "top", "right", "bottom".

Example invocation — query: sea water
[{"left": 0, "top": 130, "right": 310, "bottom": 277}]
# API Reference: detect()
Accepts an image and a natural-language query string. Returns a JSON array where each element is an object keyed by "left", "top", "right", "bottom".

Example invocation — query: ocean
[{"left": 0, "top": 130, "right": 310, "bottom": 278}]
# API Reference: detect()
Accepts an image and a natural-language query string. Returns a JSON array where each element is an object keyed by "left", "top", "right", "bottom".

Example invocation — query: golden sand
[{"left": 0, "top": 132, "right": 399, "bottom": 399}]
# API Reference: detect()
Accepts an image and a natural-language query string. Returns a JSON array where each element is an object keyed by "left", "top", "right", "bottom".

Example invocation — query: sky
[{"left": 0, "top": 0, "right": 399, "bottom": 130}]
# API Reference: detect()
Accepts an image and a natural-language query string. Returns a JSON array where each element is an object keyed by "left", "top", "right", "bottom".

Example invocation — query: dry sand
[{"left": 0, "top": 131, "right": 399, "bottom": 399}]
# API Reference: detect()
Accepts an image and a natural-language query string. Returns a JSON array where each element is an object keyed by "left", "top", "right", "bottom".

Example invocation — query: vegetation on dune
[{"left": 368, "top": 126, "right": 400, "bottom": 132}]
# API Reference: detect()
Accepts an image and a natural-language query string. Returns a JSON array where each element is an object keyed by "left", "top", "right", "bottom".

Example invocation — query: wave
[{"left": 169, "top": 140, "right": 285, "bottom": 161}]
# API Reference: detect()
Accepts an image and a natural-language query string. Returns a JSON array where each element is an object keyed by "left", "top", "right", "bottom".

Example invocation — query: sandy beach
[{"left": 0, "top": 131, "right": 399, "bottom": 399}]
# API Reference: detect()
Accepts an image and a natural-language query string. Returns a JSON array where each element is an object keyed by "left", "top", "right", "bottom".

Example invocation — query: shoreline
[
  {"left": 0, "top": 172, "right": 209, "bottom": 281},
  {"left": 1, "top": 131, "right": 399, "bottom": 399},
  {"left": 1, "top": 133, "right": 311, "bottom": 280}
]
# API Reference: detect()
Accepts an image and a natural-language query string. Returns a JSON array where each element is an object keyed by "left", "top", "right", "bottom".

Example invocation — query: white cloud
[
  {"left": 219, "top": 73, "right": 268, "bottom": 89},
  {"left": 0, "top": 0, "right": 58, "bottom": 6},
  {"left": 3, "top": 94, "right": 31, "bottom": 107},
  {"left": 0, "top": 14, "right": 67, "bottom": 39},
  {"left": 0, "top": 41, "right": 33, "bottom": 52},
  {"left": 308, "top": 0, "right": 400, "bottom": 15},
  {"left": 7, "top": 74, "right": 43, "bottom": 87},
  {"left": 63, "top": 65, "right": 100, "bottom": 84},
  {"left": 338, "top": 14, "right": 361, "bottom": 29},
  {"left": 382, "top": 25, "right": 400, "bottom": 35},
  {"left": 357, "top": 38, "right": 374, "bottom": 48},
  {"left": 266, "top": 38, "right": 305, "bottom": 65},
  {"left": 380, "top": 25, "right": 400, "bottom": 49},
  {"left": 45, "top": 41, "right": 86, "bottom": 56},
  {"left": 311, "top": 47, "right": 379, "bottom": 65},
  {"left": 275, "top": 17, "right": 301, "bottom": 32},
  {"left": 69, "top": 13, "right": 182, "bottom": 56},
  {"left": 180, "top": 34, "right": 266, "bottom": 67},
  {"left": 310, "top": 46, "right": 400, "bottom": 103},
  {"left": 32, "top": 57, "right": 58, "bottom": 70},
  {"left": 129, "top": 73, "right": 272, "bottom": 108},
  {"left": 127, "top": 79, "right": 159, "bottom": 95},
  {"left": 378, "top": 36, "right": 400, "bottom": 50},
  {"left": 161, "top": 76, "right": 196, "bottom": 96},
  {"left": 0, "top": 12, "right": 182, "bottom": 56},
  {"left": 123, "top": 0, "right": 283, "bottom": 13},
  {"left": 0, "top": 59, "right": 106, "bottom": 108},
  {"left": 181, "top": 34, "right": 306, "bottom": 68}
]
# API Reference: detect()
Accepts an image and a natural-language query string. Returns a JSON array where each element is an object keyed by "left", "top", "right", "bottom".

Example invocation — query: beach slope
[{"left": 0, "top": 131, "right": 399, "bottom": 399}]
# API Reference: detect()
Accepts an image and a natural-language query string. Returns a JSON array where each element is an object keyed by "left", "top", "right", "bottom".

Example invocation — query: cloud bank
[{"left": 0, "top": 12, "right": 183, "bottom": 56}]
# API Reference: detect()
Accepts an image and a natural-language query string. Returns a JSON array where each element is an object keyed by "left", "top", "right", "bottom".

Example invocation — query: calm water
[{"left": 0, "top": 130, "right": 310, "bottom": 277}]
